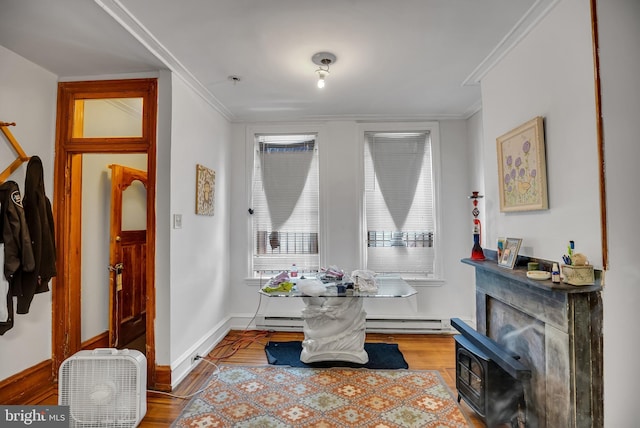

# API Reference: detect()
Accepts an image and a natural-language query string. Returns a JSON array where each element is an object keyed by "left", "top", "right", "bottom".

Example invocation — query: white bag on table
[{"left": 350, "top": 269, "right": 378, "bottom": 292}]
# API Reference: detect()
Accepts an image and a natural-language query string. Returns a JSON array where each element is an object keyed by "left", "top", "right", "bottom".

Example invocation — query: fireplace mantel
[{"left": 462, "top": 256, "right": 603, "bottom": 428}]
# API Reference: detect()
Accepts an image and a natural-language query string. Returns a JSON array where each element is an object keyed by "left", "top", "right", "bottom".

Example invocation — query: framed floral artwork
[
  {"left": 195, "top": 164, "right": 215, "bottom": 216},
  {"left": 496, "top": 116, "right": 548, "bottom": 212}
]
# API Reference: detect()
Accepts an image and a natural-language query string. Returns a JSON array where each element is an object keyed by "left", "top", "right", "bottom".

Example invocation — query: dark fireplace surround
[{"left": 462, "top": 253, "right": 603, "bottom": 428}]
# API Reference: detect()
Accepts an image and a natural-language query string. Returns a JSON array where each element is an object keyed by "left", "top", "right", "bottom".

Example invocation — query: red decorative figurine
[{"left": 469, "top": 191, "right": 485, "bottom": 260}]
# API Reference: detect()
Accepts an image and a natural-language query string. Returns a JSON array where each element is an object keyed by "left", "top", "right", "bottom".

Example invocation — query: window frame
[
  {"left": 244, "top": 124, "right": 328, "bottom": 283},
  {"left": 357, "top": 122, "right": 444, "bottom": 284}
]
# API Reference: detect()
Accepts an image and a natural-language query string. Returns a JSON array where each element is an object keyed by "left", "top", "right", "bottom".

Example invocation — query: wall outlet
[{"left": 191, "top": 353, "right": 200, "bottom": 364}]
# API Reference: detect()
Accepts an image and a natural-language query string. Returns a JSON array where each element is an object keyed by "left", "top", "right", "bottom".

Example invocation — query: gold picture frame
[
  {"left": 195, "top": 164, "right": 215, "bottom": 216},
  {"left": 496, "top": 116, "right": 548, "bottom": 212},
  {"left": 498, "top": 237, "right": 522, "bottom": 269}
]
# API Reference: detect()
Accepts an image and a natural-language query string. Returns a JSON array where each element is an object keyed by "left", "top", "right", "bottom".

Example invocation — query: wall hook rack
[{"left": 0, "top": 121, "right": 31, "bottom": 184}]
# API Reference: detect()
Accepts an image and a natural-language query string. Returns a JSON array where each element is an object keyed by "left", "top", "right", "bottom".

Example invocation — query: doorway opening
[
  {"left": 53, "top": 79, "right": 158, "bottom": 388},
  {"left": 107, "top": 162, "right": 148, "bottom": 353}
]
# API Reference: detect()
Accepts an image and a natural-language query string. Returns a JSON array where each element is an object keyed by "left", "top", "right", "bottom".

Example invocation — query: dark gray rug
[{"left": 265, "top": 341, "right": 409, "bottom": 369}]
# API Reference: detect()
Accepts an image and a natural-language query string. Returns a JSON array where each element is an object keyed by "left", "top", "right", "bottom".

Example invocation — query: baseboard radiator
[{"left": 255, "top": 316, "right": 452, "bottom": 333}]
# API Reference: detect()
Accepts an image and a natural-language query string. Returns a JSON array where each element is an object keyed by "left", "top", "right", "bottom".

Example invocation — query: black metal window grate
[
  {"left": 256, "top": 231, "right": 319, "bottom": 254},
  {"left": 367, "top": 231, "right": 434, "bottom": 247}
]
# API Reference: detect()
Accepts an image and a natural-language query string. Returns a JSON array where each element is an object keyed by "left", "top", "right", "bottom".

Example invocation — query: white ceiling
[{"left": 0, "top": 0, "right": 556, "bottom": 122}]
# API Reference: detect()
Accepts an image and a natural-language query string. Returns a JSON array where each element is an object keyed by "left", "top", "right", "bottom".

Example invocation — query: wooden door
[{"left": 108, "top": 164, "right": 147, "bottom": 348}]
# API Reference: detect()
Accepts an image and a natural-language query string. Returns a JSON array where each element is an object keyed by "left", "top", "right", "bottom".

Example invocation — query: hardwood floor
[{"left": 29, "top": 330, "right": 485, "bottom": 427}]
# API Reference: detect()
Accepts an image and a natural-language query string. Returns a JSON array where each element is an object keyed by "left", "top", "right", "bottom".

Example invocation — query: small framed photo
[{"left": 498, "top": 238, "right": 522, "bottom": 269}]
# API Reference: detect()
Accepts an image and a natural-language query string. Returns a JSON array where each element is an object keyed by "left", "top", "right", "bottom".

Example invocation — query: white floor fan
[{"left": 58, "top": 348, "right": 147, "bottom": 428}]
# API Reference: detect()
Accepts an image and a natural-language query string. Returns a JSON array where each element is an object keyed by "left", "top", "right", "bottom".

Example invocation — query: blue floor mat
[{"left": 264, "top": 341, "right": 409, "bottom": 369}]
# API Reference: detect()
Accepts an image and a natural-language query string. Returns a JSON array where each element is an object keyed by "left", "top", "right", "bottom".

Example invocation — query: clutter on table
[
  {"left": 261, "top": 271, "right": 294, "bottom": 293},
  {"left": 316, "top": 265, "right": 345, "bottom": 282},
  {"left": 261, "top": 265, "right": 386, "bottom": 295}
]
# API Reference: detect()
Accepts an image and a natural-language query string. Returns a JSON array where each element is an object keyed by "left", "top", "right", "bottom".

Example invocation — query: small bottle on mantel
[{"left": 552, "top": 263, "right": 561, "bottom": 283}]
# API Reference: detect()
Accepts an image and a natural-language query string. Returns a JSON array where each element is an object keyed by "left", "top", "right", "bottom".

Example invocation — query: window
[
  {"left": 251, "top": 134, "right": 319, "bottom": 275},
  {"left": 363, "top": 130, "right": 437, "bottom": 279},
  {"left": 74, "top": 98, "right": 143, "bottom": 138}
]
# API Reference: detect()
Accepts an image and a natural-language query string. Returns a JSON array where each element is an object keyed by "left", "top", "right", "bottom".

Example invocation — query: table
[{"left": 259, "top": 275, "right": 417, "bottom": 364}]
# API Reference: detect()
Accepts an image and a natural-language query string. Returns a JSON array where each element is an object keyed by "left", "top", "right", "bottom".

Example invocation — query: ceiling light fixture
[{"left": 312, "top": 52, "right": 336, "bottom": 89}]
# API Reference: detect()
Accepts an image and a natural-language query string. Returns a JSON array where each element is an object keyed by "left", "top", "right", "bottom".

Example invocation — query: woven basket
[{"left": 561, "top": 264, "right": 595, "bottom": 286}]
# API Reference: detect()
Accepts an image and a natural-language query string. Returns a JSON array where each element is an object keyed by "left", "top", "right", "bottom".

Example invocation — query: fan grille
[{"left": 59, "top": 351, "right": 146, "bottom": 428}]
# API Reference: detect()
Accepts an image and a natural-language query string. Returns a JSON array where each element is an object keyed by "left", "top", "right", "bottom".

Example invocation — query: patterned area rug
[{"left": 172, "top": 365, "right": 471, "bottom": 427}]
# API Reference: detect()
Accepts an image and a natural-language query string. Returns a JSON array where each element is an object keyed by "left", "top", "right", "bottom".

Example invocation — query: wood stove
[{"left": 452, "top": 318, "right": 531, "bottom": 427}]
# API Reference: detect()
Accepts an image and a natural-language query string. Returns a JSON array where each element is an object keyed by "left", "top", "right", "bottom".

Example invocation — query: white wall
[
  {"left": 466, "top": 110, "right": 485, "bottom": 195},
  {"left": 228, "top": 120, "right": 476, "bottom": 326},
  {"left": 597, "top": 0, "right": 640, "bottom": 425},
  {"left": 0, "top": 45, "right": 57, "bottom": 379},
  {"left": 481, "top": 0, "right": 601, "bottom": 265},
  {"left": 167, "top": 75, "right": 233, "bottom": 383}
]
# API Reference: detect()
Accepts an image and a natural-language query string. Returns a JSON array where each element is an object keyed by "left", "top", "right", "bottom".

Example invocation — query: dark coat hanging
[
  {"left": 19, "top": 156, "right": 56, "bottom": 314},
  {"left": 0, "top": 180, "right": 35, "bottom": 334}
]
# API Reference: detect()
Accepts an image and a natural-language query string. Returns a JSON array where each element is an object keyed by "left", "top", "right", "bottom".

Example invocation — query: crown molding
[
  {"left": 94, "top": 0, "right": 234, "bottom": 121},
  {"left": 461, "top": 99, "right": 483, "bottom": 119},
  {"left": 462, "top": 0, "right": 561, "bottom": 86},
  {"left": 231, "top": 112, "right": 471, "bottom": 124}
]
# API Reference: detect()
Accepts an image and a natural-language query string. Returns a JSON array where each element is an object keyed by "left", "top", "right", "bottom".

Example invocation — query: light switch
[{"left": 173, "top": 214, "right": 182, "bottom": 229}]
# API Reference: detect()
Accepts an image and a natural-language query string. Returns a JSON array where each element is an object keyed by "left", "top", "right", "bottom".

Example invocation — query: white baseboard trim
[{"left": 171, "top": 316, "right": 232, "bottom": 388}]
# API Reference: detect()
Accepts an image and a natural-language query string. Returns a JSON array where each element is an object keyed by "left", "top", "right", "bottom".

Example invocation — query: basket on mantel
[{"left": 561, "top": 264, "right": 595, "bottom": 286}]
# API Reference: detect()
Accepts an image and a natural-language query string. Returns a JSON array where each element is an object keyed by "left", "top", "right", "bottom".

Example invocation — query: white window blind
[
  {"left": 251, "top": 134, "right": 319, "bottom": 275},
  {"left": 364, "top": 131, "right": 435, "bottom": 278}
]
